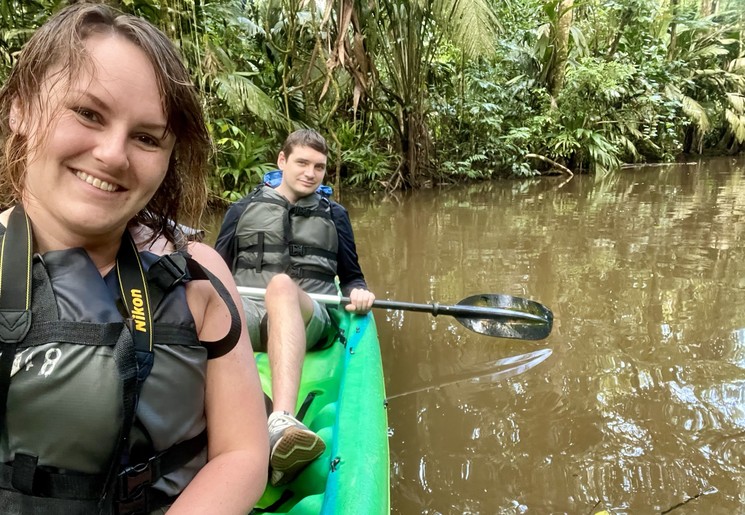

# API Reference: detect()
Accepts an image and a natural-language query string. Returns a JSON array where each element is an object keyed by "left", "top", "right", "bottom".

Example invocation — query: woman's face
[{"left": 18, "top": 32, "right": 175, "bottom": 242}]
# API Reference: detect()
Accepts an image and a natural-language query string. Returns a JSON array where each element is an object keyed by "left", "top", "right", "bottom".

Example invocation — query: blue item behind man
[{"left": 263, "top": 170, "right": 333, "bottom": 198}]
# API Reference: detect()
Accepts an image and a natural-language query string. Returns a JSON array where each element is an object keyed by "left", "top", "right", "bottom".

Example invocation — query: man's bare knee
[
  {"left": 266, "top": 274, "right": 303, "bottom": 308},
  {"left": 266, "top": 276, "right": 316, "bottom": 324},
  {"left": 266, "top": 274, "right": 298, "bottom": 297}
]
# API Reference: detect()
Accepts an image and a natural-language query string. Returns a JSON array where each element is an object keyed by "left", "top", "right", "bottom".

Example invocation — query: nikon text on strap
[{"left": 116, "top": 233, "right": 154, "bottom": 392}]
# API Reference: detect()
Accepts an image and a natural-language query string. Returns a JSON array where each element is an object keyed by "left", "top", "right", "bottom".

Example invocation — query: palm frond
[
  {"left": 211, "top": 73, "right": 283, "bottom": 126},
  {"left": 569, "top": 25, "right": 589, "bottom": 58},
  {"left": 681, "top": 96, "right": 711, "bottom": 133},
  {"left": 235, "top": 16, "right": 264, "bottom": 38},
  {"left": 435, "top": 0, "right": 501, "bottom": 58},
  {"left": 664, "top": 84, "right": 709, "bottom": 133},
  {"left": 725, "top": 109, "right": 745, "bottom": 143},
  {"left": 689, "top": 43, "right": 731, "bottom": 60},
  {"left": 615, "top": 134, "right": 640, "bottom": 159},
  {"left": 728, "top": 58, "right": 745, "bottom": 74},
  {"left": 727, "top": 93, "right": 745, "bottom": 113}
]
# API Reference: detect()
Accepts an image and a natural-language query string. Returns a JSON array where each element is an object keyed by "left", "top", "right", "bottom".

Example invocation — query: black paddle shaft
[
  {"left": 339, "top": 298, "right": 548, "bottom": 323},
  {"left": 338, "top": 294, "right": 554, "bottom": 340},
  {"left": 238, "top": 286, "right": 553, "bottom": 340}
]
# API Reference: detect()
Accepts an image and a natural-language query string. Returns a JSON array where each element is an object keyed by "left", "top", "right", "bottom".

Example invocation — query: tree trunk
[
  {"left": 396, "top": 109, "right": 431, "bottom": 189},
  {"left": 607, "top": 6, "right": 633, "bottom": 59},
  {"left": 327, "top": 129, "right": 343, "bottom": 201},
  {"left": 547, "top": 0, "right": 574, "bottom": 98},
  {"left": 700, "top": 0, "right": 718, "bottom": 16},
  {"left": 668, "top": 0, "right": 679, "bottom": 60}
]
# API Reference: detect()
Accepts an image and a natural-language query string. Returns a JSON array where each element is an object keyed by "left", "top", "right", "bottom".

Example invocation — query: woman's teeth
[{"left": 75, "top": 171, "right": 119, "bottom": 192}]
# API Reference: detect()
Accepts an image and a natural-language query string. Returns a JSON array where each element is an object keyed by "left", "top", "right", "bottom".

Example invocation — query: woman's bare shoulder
[
  {"left": 186, "top": 241, "right": 233, "bottom": 277},
  {"left": 183, "top": 240, "right": 240, "bottom": 342}
]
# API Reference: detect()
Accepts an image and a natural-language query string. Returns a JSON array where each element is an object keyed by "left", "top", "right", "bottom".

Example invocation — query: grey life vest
[
  {"left": 0, "top": 206, "right": 241, "bottom": 515},
  {"left": 232, "top": 185, "right": 339, "bottom": 296}
]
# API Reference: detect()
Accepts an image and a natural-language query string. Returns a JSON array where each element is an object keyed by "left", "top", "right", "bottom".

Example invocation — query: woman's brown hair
[{"left": 0, "top": 2, "right": 211, "bottom": 246}]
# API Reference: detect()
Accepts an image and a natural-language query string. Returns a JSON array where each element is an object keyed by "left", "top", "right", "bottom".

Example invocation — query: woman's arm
[{"left": 168, "top": 242, "right": 268, "bottom": 514}]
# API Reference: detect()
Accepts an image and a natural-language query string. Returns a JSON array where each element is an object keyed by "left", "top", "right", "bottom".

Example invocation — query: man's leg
[
  {"left": 265, "top": 273, "right": 315, "bottom": 412},
  {"left": 264, "top": 273, "right": 326, "bottom": 486}
]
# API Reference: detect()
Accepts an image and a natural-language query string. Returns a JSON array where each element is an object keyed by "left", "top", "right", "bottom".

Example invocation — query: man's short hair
[{"left": 280, "top": 129, "right": 328, "bottom": 157}]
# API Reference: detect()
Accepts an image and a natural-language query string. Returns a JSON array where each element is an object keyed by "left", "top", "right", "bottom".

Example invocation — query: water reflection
[
  {"left": 386, "top": 348, "right": 553, "bottom": 400},
  {"left": 342, "top": 157, "right": 745, "bottom": 513}
]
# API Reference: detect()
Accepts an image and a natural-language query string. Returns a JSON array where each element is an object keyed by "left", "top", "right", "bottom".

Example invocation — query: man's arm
[
  {"left": 214, "top": 196, "right": 252, "bottom": 269},
  {"left": 330, "top": 201, "right": 368, "bottom": 296}
]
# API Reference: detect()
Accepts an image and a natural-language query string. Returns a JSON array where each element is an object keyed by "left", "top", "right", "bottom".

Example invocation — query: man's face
[{"left": 275, "top": 145, "right": 327, "bottom": 203}]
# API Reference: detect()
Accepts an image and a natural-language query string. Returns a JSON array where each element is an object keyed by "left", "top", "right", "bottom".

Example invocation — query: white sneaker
[{"left": 268, "top": 411, "right": 326, "bottom": 486}]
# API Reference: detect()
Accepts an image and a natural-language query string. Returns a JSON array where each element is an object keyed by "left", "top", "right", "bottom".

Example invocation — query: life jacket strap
[
  {"left": 147, "top": 253, "right": 187, "bottom": 301},
  {"left": 183, "top": 258, "right": 242, "bottom": 359},
  {"left": 239, "top": 242, "right": 337, "bottom": 261},
  {"left": 256, "top": 232, "right": 264, "bottom": 272},
  {"left": 115, "top": 429, "right": 207, "bottom": 514},
  {"left": 288, "top": 243, "right": 336, "bottom": 260},
  {"left": 13, "top": 321, "right": 125, "bottom": 348},
  {"left": 234, "top": 258, "right": 338, "bottom": 285},
  {"left": 287, "top": 266, "right": 337, "bottom": 284},
  {"left": 0, "top": 456, "right": 105, "bottom": 500},
  {"left": 0, "top": 429, "right": 206, "bottom": 509},
  {"left": 288, "top": 204, "right": 333, "bottom": 220}
]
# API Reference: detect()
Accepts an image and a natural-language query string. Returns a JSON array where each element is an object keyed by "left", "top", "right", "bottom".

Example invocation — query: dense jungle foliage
[{"left": 1, "top": 0, "right": 744, "bottom": 199}]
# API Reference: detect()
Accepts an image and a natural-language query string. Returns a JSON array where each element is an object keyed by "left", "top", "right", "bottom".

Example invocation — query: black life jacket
[{"left": 0, "top": 206, "right": 241, "bottom": 514}]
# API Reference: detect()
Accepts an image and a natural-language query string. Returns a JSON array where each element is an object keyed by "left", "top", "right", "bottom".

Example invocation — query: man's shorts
[{"left": 241, "top": 297, "right": 335, "bottom": 352}]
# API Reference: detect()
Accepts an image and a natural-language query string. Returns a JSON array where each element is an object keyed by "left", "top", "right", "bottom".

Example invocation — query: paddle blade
[{"left": 455, "top": 294, "right": 553, "bottom": 340}]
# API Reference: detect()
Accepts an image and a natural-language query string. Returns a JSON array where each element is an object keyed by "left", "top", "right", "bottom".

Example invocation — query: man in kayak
[{"left": 215, "top": 129, "right": 375, "bottom": 486}]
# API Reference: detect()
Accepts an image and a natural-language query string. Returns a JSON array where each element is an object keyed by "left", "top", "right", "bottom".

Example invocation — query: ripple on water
[
  {"left": 391, "top": 447, "right": 729, "bottom": 512},
  {"left": 386, "top": 348, "right": 553, "bottom": 401},
  {"left": 541, "top": 456, "right": 720, "bottom": 512},
  {"left": 700, "top": 432, "right": 745, "bottom": 474}
]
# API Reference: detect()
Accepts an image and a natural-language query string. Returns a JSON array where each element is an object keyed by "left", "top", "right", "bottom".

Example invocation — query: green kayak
[{"left": 253, "top": 310, "right": 390, "bottom": 514}]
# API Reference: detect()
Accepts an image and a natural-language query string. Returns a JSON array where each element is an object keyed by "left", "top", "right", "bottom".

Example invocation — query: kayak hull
[{"left": 254, "top": 311, "right": 389, "bottom": 514}]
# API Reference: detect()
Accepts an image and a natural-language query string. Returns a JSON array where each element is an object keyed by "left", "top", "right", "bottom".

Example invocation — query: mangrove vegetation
[{"left": 1, "top": 0, "right": 744, "bottom": 198}]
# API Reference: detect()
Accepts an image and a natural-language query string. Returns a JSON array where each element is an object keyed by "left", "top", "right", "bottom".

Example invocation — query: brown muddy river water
[{"left": 208, "top": 157, "right": 745, "bottom": 514}]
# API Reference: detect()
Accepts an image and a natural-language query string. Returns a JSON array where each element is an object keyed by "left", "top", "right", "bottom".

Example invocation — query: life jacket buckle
[
  {"left": 116, "top": 492, "right": 147, "bottom": 515},
  {"left": 287, "top": 266, "right": 303, "bottom": 279},
  {"left": 116, "top": 461, "right": 153, "bottom": 514},
  {"left": 290, "top": 206, "right": 313, "bottom": 217},
  {"left": 289, "top": 244, "right": 306, "bottom": 257},
  {"left": 149, "top": 253, "right": 187, "bottom": 292}
]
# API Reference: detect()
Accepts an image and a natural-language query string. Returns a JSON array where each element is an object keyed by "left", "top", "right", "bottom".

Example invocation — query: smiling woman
[
  {"left": 18, "top": 32, "right": 175, "bottom": 247},
  {"left": 0, "top": 3, "right": 268, "bottom": 514}
]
